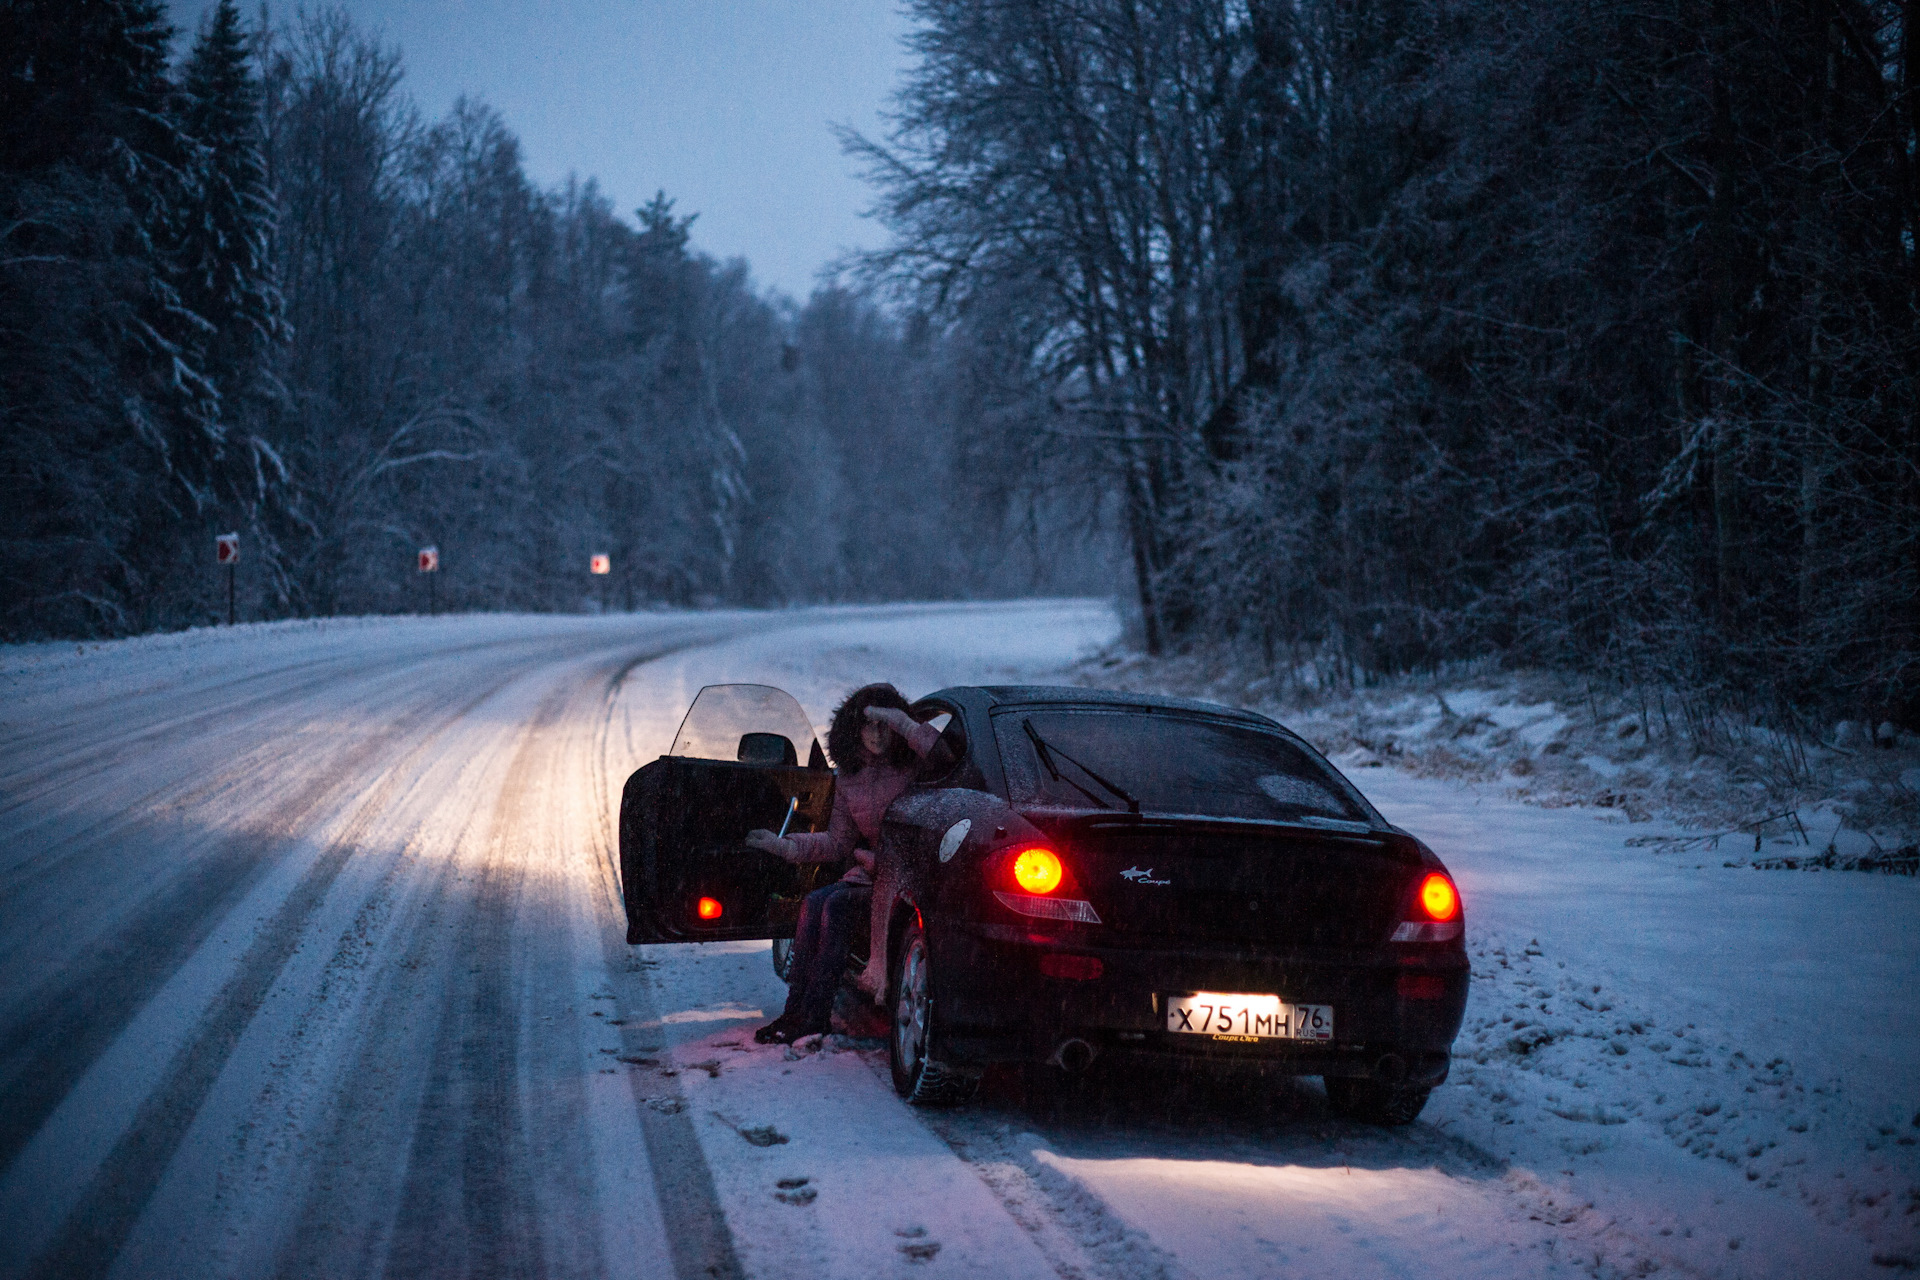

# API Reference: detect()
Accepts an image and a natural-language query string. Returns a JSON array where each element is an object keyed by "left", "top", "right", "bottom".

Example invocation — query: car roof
[{"left": 929, "top": 684, "right": 1279, "bottom": 727}]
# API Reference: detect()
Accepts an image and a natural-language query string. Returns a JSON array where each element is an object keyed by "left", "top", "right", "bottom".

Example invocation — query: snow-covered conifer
[{"left": 178, "top": 0, "right": 286, "bottom": 425}]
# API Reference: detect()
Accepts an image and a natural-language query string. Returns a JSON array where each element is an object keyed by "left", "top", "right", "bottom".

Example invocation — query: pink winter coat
[{"left": 787, "top": 719, "right": 941, "bottom": 885}]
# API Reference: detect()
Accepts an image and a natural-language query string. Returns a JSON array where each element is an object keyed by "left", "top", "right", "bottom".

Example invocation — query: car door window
[{"left": 670, "top": 683, "right": 823, "bottom": 767}]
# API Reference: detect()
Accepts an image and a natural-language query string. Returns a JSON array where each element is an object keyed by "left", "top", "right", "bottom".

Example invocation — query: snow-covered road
[{"left": 1, "top": 604, "right": 1912, "bottom": 1279}]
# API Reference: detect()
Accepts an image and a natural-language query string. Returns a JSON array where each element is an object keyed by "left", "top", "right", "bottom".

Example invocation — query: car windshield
[
  {"left": 669, "top": 684, "right": 820, "bottom": 765},
  {"left": 993, "top": 709, "right": 1374, "bottom": 826}
]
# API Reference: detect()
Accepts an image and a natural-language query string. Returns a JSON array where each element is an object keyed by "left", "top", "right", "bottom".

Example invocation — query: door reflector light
[
  {"left": 1011, "top": 848, "right": 1064, "bottom": 894},
  {"left": 1418, "top": 873, "right": 1459, "bottom": 921},
  {"left": 696, "top": 896, "right": 723, "bottom": 920}
]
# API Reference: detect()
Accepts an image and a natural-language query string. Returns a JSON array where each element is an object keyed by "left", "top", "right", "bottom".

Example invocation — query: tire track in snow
[
  {"left": 0, "top": 628, "right": 634, "bottom": 822},
  {"left": 264, "top": 638, "right": 735, "bottom": 1279},
  {"left": 0, "top": 646, "right": 433, "bottom": 816},
  {"left": 0, "top": 623, "right": 727, "bottom": 1174},
  {"left": 600, "top": 968, "right": 747, "bottom": 1280},
  {"left": 0, "top": 653, "right": 516, "bottom": 1051},
  {"left": 260, "top": 721, "right": 544, "bottom": 1280},
  {"left": 378, "top": 678, "right": 562, "bottom": 1279},
  {"left": 577, "top": 644, "right": 746, "bottom": 1280},
  {"left": 0, "top": 673, "right": 492, "bottom": 1176},
  {"left": 579, "top": 690, "right": 744, "bottom": 1280},
  {"left": 12, "top": 659, "right": 543, "bottom": 1280},
  {"left": 0, "top": 626, "right": 683, "bottom": 910},
  {"left": 576, "top": 645, "right": 747, "bottom": 1280}
]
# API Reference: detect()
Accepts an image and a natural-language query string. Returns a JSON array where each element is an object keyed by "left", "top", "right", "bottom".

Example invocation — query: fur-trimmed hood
[{"left": 826, "top": 683, "right": 915, "bottom": 775}]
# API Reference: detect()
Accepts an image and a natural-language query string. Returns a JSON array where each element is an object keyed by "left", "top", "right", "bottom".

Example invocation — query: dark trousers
[{"left": 781, "top": 881, "right": 871, "bottom": 1032}]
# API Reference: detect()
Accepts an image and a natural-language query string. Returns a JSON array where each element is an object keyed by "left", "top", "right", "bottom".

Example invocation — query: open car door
[{"left": 619, "top": 684, "right": 836, "bottom": 944}]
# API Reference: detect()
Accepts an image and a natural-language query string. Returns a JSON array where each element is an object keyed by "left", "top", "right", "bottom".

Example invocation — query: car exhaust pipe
[
  {"left": 1051, "top": 1038, "right": 1098, "bottom": 1073},
  {"left": 1373, "top": 1052, "right": 1408, "bottom": 1084}
]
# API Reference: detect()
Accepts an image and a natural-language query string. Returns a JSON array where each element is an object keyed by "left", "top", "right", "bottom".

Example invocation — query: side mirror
[{"left": 737, "top": 732, "right": 798, "bottom": 766}]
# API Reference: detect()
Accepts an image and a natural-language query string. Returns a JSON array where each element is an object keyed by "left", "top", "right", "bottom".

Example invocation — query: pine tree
[
  {"left": 0, "top": 0, "right": 222, "bottom": 634},
  {"left": 179, "top": 0, "right": 285, "bottom": 421},
  {"left": 177, "top": 0, "right": 288, "bottom": 567}
]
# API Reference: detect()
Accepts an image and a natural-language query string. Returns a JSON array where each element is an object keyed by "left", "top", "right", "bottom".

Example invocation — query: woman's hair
[{"left": 827, "top": 683, "right": 916, "bottom": 774}]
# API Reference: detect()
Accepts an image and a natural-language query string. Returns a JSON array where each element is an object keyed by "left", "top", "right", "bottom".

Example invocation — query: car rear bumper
[{"left": 931, "top": 921, "right": 1467, "bottom": 1083}]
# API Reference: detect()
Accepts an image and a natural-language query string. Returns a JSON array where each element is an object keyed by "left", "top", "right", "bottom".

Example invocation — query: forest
[
  {"left": 850, "top": 0, "right": 1918, "bottom": 726},
  {"left": 1, "top": 0, "right": 1087, "bottom": 637},
  {"left": 3, "top": 0, "right": 1916, "bottom": 726}
]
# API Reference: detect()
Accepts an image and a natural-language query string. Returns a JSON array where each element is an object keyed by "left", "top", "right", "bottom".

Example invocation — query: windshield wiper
[{"left": 1023, "top": 719, "right": 1141, "bottom": 815}]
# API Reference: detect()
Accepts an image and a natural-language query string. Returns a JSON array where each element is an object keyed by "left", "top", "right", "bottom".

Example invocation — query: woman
[{"left": 744, "top": 683, "right": 938, "bottom": 1044}]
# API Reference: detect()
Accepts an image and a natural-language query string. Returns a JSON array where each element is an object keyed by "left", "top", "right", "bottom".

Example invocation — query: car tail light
[
  {"left": 1390, "top": 872, "right": 1462, "bottom": 942},
  {"left": 1039, "top": 953, "right": 1104, "bottom": 980},
  {"left": 993, "top": 891, "right": 1100, "bottom": 924},
  {"left": 1011, "top": 848, "right": 1064, "bottom": 894},
  {"left": 1418, "top": 873, "right": 1459, "bottom": 921},
  {"left": 695, "top": 896, "right": 723, "bottom": 921},
  {"left": 1397, "top": 973, "right": 1447, "bottom": 999}
]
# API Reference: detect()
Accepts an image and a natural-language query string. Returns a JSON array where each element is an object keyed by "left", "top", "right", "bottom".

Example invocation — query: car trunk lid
[{"left": 1030, "top": 813, "right": 1419, "bottom": 950}]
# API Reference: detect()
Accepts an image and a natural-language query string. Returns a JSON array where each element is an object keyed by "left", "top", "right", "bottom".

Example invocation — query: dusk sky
[{"left": 166, "top": 0, "right": 913, "bottom": 300}]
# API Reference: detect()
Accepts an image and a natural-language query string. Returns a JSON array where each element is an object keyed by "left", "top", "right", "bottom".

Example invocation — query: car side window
[{"left": 912, "top": 703, "right": 967, "bottom": 785}]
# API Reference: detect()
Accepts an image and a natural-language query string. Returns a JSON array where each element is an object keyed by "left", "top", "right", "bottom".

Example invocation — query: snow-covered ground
[{"left": 1, "top": 603, "right": 1913, "bottom": 1279}]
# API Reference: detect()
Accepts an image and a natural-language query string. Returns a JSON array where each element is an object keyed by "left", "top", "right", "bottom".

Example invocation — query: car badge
[{"left": 1119, "top": 866, "right": 1170, "bottom": 886}]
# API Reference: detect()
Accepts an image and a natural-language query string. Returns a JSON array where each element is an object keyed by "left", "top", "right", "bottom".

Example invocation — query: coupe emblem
[{"left": 1119, "top": 866, "right": 1170, "bottom": 886}]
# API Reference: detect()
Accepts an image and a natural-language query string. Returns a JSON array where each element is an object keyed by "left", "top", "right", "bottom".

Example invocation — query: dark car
[{"left": 618, "top": 683, "right": 1468, "bottom": 1122}]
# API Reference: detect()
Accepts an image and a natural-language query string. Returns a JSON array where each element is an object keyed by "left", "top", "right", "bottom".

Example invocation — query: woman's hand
[
  {"left": 744, "top": 829, "right": 798, "bottom": 861},
  {"left": 863, "top": 705, "right": 917, "bottom": 735}
]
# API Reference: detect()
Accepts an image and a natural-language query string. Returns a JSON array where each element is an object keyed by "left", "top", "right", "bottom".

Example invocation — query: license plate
[{"left": 1164, "top": 992, "right": 1332, "bottom": 1042}]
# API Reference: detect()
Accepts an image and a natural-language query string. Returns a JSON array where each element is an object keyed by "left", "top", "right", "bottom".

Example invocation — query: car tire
[
  {"left": 1324, "top": 1076, "right": 1431, "bottom": 1126},
  {"left": 771, "top": 937, "right": 794, "bottom": 984},
  {"left": 888, "top": 922, "right": 978, "bottom": 1107}
]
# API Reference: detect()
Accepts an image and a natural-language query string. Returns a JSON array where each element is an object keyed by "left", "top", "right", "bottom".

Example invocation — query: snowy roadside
[
  {"left": 1060, "top": 649, "right": 1920, "bottom": 1274},
  {"left": 632, "top": 942, "right": 1069, "bottom": 1279},
  {"left": 1076, "top": 651, "right": 1920, "bottom": 864},
  {"left": 11, "top": 602, "right": 1908, "bottom": 1279}
]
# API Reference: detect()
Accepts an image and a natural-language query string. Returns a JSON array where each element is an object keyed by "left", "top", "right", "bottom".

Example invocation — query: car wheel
[
  {"left": 770, "top": 937, "right": 794, "bottom": 983},
  {"left": 888, "top": 922, "right": 978, "bottom": 1107},
  {"left": 1324, "top": 1076, "right": 1431, "bottom": 1126}
]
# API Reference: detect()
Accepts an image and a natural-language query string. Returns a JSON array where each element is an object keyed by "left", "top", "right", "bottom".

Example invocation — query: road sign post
[
  {"left": 418, "top": 546, "right": 439, "bottom": 615},
  {"left": 590, "top": 553, "right": 610, "bottom": 612},
  {"left": 215, "top": 533, "right": 239, "bottom": 625}
]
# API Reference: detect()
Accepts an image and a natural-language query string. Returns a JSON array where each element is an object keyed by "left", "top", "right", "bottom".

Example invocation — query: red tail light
[
  {"left": 1391, "top": 872, "right": 1463, "bottom": 943},
  {"left": 1011, "top": 848, "right": 1063, "bottom": 895},
  {"left": 1418, "top": 873, "right": 1459, "bottom": 921},
  {"left": 1397, "top": 973, "right": 1447, "bottom": 999},
  {"left": 695, "top": 896, "right": 723, "bottom": 920}
]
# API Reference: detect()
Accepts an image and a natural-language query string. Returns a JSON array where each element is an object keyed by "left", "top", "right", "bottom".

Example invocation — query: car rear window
[{"left": 993, "top": 709, "right": 1373, "bottom": 825}]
